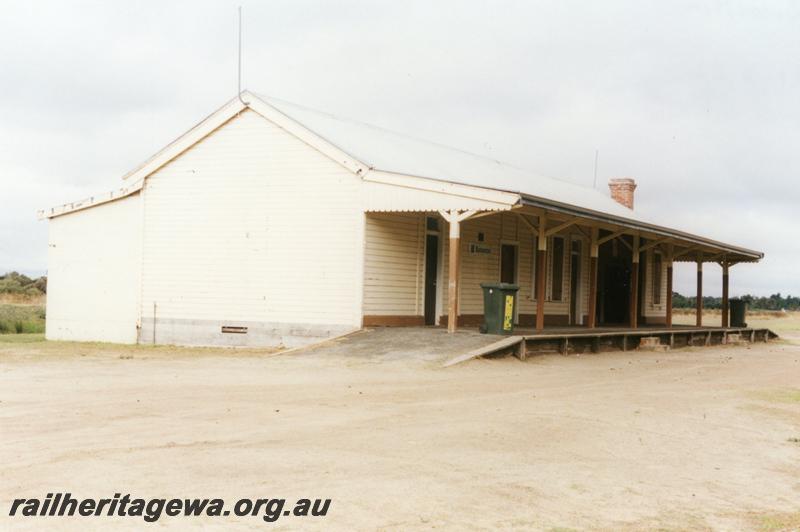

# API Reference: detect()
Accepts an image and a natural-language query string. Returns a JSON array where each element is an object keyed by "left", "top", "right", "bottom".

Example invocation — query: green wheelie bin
[
  {"left": 479, "top": 283, "right": 520, "bottom": 334},
  {"left": 729, "top": 298, "right": 747, "bottom": 327}
]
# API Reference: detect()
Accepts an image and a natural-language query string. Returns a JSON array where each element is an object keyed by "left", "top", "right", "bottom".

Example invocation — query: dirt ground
[{"left": 1, "top": 320, "right": 799, "bottom": 530}]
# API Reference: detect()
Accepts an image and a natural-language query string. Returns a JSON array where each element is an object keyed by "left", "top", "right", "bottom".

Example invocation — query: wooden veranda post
[
  {"left": 440, "top": 210, "right": 475, "bottom": 334},
  {"left": 666, "top": 245, "right": 674, "bottom": 328},
  {"left": 696, "top": 254, "right": 703, "bottom": 327},
  {"left": 587, "top": 227, "right": 599, "bottom": 328},
  {"left": 721, "top": 260, "right": 729, "bottom": 328},
  {"left": 535, "top": 213, "right": 547, "bottom": 331},
  {"left": 629, "top": 234, "right": 640, "bottom": 328},
  {"left": 447, "top": 228, "right": 460, "bottom": 333}
]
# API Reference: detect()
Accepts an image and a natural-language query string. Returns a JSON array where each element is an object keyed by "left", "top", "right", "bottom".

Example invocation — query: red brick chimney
[{"left": 608, "top": 178, "right": 637, "bottom": 209}]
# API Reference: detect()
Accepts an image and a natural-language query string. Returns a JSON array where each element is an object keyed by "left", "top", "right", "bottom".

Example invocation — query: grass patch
[
  {"left": 749, "top": 388, "right": 800, "bottom": 404},
  {"left": 0, "top": 303, "right": 45, "bottom": 335},
  {"left": 0, "top": 333, "right": 45, "bottom": 344},
  {"left": 751, "top": 511, "right": 800, "bottom": 531},
  {"left": 673, "top": 311, "right": 800, "bottom": 335},
  {"left": 0, "top": 335, "right": 281, "bottom": 359}
]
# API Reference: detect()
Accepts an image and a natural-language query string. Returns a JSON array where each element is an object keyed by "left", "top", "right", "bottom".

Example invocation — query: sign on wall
[{"left": 469, "top": 243, "right": 492, "bottom": 254}]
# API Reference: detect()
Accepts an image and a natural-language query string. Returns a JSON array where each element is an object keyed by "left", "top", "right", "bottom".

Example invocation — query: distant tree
[{"left": 672, "top": 291, "right": 799, "bottom": 311}]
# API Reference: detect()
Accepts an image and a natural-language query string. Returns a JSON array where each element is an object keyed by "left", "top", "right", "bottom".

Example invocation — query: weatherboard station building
[{"left": 41, "top": 92, "right": 764, "bottom": 347}]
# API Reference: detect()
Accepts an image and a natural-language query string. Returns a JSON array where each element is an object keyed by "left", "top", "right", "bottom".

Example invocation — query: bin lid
[{"left": 480, "top": 282, "right": 520, "bottom": 290}]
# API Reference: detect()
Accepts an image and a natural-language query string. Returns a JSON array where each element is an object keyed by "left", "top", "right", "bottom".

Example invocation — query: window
[
  {"left": 551, "top": 237, "right": 564, "bottom": 301},
  {"left": 652, "top": 252, "right": 663, "bottom": 305},
  {"left": 426, "top": 216, "right": 439, "bottom": 232}
]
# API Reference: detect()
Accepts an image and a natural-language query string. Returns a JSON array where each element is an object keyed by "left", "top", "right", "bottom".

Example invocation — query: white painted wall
[
  {"left": 46, "top": 194, "right": 142, "bottom": 343},
  {"left": 139, "top": 109, "right": 363, "bottom": 346},
  {"left": 363, "top": 212, "right": 425, "bottom": 316}
]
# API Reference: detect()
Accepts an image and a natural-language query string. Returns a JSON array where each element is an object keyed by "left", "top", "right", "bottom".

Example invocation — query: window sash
[{"left": 652, "top": 252, "right": 662, "bottom": 305}]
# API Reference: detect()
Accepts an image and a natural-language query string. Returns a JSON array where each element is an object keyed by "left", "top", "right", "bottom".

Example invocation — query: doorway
[
  {"left": 500, "top": 243, "right": 519, "bottom": 324},
  {"left": 597, "top": 236, "right": 632, "bottom": 325},
  {"left": 424, "top": 233, "right": 439, "bottom": 326},
  {"left": 500, "top": 244, "right": 518, "bottom": 284}
]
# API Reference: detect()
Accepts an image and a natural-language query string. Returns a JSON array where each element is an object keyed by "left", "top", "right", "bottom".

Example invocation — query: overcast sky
[{"left": 1, "top": 0, "right": 798, "bottom": 297}]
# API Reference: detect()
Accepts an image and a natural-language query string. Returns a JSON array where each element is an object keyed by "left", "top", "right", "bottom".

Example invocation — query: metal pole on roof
[{"left": 238, "top": 6, "right": 249, "bottom": 105}]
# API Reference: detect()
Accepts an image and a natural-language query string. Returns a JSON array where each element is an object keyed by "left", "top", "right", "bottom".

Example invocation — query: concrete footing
[
  {"left": 638, "top": 336, "right": 670, "bottom": 352},
  {"left": 138, "top": 317, "right": 356, "bottom": 348}
]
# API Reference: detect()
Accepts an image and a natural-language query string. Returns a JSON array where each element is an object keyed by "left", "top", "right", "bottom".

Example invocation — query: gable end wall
[{"left": 139, "top": 109, "right": 363, "bottom": 347}]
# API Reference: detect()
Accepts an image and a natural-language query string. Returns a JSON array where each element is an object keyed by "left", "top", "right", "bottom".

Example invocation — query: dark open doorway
[
  {"left": 500, "top": 244, "right": 517, "bottom": 284},
  {"left": 424, "top": 233, "right": 439, "bottom": 326},
  {"left": 596, "top": 235, "right": 632, "bottom": 325}
]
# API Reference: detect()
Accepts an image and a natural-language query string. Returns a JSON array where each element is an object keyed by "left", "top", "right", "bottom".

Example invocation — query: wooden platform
[
  {"left": 443, "top": 326, "right": 779, "bottom": 365},
  {"left": 517, "top": 326, "right": 778, "bottom": 358}
]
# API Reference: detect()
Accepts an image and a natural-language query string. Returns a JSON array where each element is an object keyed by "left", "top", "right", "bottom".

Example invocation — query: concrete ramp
[{"left": 282, "top": 327, "right": 507, "bottom": 364}]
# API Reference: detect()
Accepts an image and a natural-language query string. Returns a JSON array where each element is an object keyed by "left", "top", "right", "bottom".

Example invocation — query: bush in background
[
  {"left": 0, "top": 271, "right": 46, "bottom": 298},
  {"left": 0, "top": 273, "right": 46, "bottom": 334}
]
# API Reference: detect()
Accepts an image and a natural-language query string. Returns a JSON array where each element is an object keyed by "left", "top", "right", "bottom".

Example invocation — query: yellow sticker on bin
[{"left": 503, "top": 295, "right": 514, "bottom": 330}]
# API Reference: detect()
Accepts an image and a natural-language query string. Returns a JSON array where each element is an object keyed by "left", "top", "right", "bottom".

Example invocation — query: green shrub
[
  {"left": 21, "top": 321, "right": 44, "bottom": 334},
  {"left": 0, "top": 304, "right": 46, "bottom": 334}
]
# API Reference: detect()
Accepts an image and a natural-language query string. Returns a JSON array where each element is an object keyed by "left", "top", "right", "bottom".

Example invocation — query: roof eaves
[
  {"left": 121, "top": 96, "right": 247, "bottom": 182},
  {"left": 38, "top": 179, "right": 144, "bottom": 220},
  {"left": 520, "top": 193, "right": 763, "bottom": 260}
]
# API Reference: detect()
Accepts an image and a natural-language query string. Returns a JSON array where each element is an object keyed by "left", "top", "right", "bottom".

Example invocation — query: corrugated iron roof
[
  {"left": 261, "top": 95, "right": 643, "bottom": 221},
  {"left": 261, "top": 94, "right": 761, "bottom": 261}
]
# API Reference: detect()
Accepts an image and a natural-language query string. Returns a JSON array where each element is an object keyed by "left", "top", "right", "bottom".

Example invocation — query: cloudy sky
[{"left": 1, "top": 0, "right": 797, "bottom": 297}]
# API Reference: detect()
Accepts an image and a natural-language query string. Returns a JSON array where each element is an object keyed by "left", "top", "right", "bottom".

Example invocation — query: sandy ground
[{"left": 1, "top": 325, "right": 799, "bottom": 531}]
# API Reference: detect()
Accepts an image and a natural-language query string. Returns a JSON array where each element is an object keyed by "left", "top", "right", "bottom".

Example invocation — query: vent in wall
[{"left": 221, "top": 326, "right": 248, "bottom": 334}]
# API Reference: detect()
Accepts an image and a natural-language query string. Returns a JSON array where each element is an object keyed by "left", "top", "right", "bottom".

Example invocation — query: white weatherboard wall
[
  {"left": 363, "top": 213, "right": 425, "bottom": 318},
  {"left": 139, "top": 109, "right": 362, "bottom": 347},
  {"left": 363, "top": 211, "right": 586, "bottom": 325},
  {"left": 454, "top": 214, "right": 578, "bottom": 321},
  {"left": 46, "top": 194, "right": 142, "bottom": 343}
]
